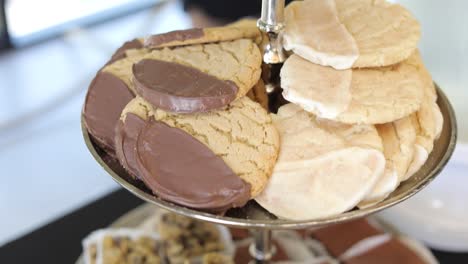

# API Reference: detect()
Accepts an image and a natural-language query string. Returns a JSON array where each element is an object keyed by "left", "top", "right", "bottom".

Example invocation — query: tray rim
[{"left": 81, "top": 84, "right": 457, "bottom": 229}]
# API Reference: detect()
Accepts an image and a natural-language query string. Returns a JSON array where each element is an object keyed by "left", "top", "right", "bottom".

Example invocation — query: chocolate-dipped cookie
[
  {"left": 143, "top": 25, "right": 260, "bottom": 49},
  {"left": 115, "top": 96, "right": 279, "bottom": 212},
  {"left": 132, "top": 39, "right": 262, "bottom": 113},
  {"left": 83, "top": 49, "right": 148, "bottom": 152}
]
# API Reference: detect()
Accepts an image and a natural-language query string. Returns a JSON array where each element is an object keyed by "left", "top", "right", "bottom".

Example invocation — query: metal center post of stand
[
  {"left": 250, "top": 0, "right": 285, "bottom": 262},
  {"left": 249, "top": 229, "right": 276, "bottom": 264}
]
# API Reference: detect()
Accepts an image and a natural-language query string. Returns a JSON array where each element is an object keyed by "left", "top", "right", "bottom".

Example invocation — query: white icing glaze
[
  {"left": 404, "top": 145, "right": 429, "bottom": 181},
  {"left": 283, "top": 0, "right": 359, "bottom": 70},
  {"left": 256, "top": 147, "right": 385, "bottom": 220},
  {"left": 281, "top": 54, "right": 352, "bottom": 119}
]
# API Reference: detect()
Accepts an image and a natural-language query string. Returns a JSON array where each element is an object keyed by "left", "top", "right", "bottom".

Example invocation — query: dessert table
[{"left": 0, "top": 188, "right": 467, "bottom": 264}]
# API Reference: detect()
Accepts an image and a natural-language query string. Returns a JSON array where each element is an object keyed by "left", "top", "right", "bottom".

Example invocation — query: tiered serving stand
[{"left": 82, "top": 0, "right": 457, "bottom": 262}]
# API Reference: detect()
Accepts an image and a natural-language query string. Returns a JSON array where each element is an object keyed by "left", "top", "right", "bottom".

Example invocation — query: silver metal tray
[{"left": 81, "top": 85, "right": 457, "bottom": 230}]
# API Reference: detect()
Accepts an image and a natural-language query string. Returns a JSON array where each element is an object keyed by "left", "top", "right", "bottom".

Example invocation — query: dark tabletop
[{"left": 0, "top": 188, "right": 466, "bottom": 264}]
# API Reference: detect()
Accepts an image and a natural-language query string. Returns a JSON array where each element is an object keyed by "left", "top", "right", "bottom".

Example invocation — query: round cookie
[
  {"left": 280, "top": 52, "right": 425, "bottom": 124},
  {"left": 83, "top": 72, "right": 135, "bottom": 152},
  {"left": 143, "top": 25, "right": 260, "bottom": 49},
  {"left": 283, "top": 0, "right": 420, "bottom": 69},
  {"left": 335, "top": 0, "right": 421, "bottom": 68},
  {"left": 133, "top": 39, "right": 262, "bottom": 113},
  {"left": 359, "top": 117, "right": 417, "bottom": 207},
  {"left": 115, "top": 96, "right": 279, "bottom": 211},
  {"left": 283, "top": 0, "right": 359, "bottom": 70},
  {"left": 83, "top": 50, "right": 148, "bottom": 152},
  {"left": 362, "top": 61, "right": 443, "bottom": 206},
  {"left": 255, "top": 104, "right": 385, "bottom": 220}
]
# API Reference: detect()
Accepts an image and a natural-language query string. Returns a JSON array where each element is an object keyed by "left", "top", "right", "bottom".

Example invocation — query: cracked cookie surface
[
  {"left": 284, "top": 0, "right": 420, "bottom": 69},
  {"left": 121, "top": 96, "right": 280, "bottom": 197},
  {"left": 336, "top": 52, "right": 424, "bottom": 125},
  {"left": 335, "top": 0, "right": 421, "bottom": 68}
]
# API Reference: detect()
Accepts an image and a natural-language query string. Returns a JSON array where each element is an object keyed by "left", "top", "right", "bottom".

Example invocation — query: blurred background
[{"left": 0, "top": 0, "right": 467, "bottom": 251}]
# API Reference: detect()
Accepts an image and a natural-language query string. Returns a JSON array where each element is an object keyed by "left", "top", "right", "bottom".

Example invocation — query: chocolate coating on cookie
[
  {"left": 108, "top": 39, "right": 143, "bottom": 65},
  {"left": 133, "top": 59, "right": 238, "bottom": 113},
  {"left": 115, "top": 114, "right": 146, "bottom": 178},
  {"left": 84, "top": 72, "right": 134, "bottom": 152},
  {"left": 116, "top": 113, "right": 251, "bottom": 212},
  {"left": 144, "top": 28, "right": 204, "bottom": 47}
]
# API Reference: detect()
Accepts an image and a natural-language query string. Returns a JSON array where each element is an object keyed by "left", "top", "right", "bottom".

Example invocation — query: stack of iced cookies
[
  {"left": 255, "top": 0, "right": 443, "bottom": 219},
  {"left": 83, "top": 0, "right": 443, "bottom": 221},
  {"left": 83, "top": 24, "right": 280, "bottom": 214}
]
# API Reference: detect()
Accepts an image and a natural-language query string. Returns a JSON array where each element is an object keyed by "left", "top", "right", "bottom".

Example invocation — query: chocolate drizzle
[
  {"left": 132, "top": 59, "right": 238, "bottom": 113},
  {"left": 83, "top": 72, "right": 134, "bottom": 152},
  {"left": 144, "top": 28, "right": 204, "bottom": 47},
  {"left": 115, "top": 113, "right": 251, "bottom": 213}
]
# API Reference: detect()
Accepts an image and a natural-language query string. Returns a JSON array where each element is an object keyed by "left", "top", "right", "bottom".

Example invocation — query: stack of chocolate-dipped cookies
[
  {"left": 83, "top": 22, "right": 280, "bottom": 214},
  {"left": 83, "top": 0, "right": 443, "bottom": 220},
  {"left": 255, "top": 0, "right": 444, "bottom": 220}
]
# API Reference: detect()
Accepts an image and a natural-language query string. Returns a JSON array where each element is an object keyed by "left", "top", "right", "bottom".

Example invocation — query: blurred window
[{"left": 5, "top": 0, "right": 161, "bottom": 47}]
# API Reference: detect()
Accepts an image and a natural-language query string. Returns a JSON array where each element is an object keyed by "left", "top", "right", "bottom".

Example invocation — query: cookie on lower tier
[{"left": 82, "top": 229, "right": 162, "bottom": 264}]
